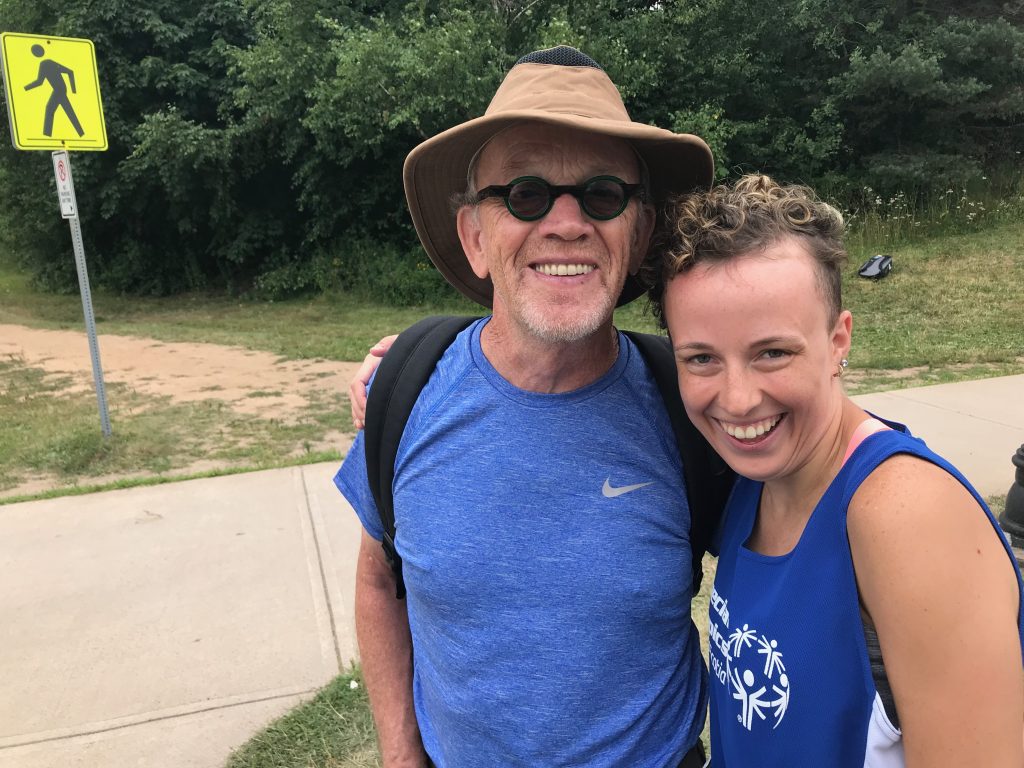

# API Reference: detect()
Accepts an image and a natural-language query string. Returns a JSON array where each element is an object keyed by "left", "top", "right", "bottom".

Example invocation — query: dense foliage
[{"left": 1, "top": 0, "right": 1021, "bottom": 299}]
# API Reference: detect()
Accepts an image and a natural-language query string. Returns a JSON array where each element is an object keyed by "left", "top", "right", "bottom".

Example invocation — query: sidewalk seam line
[
  {"left": 876, "top": 394, "right": 1022, "bottom": 429},
  {"left": 0, "top": 688, "right": 320, "bottom": 751},
  {"left": 301, "top": 467, "right": 343, "bottom": 671}
]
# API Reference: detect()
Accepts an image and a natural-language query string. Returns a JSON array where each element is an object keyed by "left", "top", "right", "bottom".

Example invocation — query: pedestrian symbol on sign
[{"left": 24, "top": 44, "right": 86, "bottom": 138}]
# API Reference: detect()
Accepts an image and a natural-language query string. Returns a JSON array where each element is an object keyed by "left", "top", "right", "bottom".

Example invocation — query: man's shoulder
[
  {"left": 402, "top": 318, "right": 487, "bottom": 423},
  {"left": 619, "top": 332, "right": 674, "bottom": 410}
]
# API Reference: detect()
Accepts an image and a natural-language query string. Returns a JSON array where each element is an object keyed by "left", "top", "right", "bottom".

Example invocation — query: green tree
[
  {"left": 0, "top": 0, "right": 257, "bottom": 293},
  {"left": 832, "top": 14, "right": 1024, "bottom": 194},
  {"left": 2, "top": 0, "right": 1021, "bottom": 300}
]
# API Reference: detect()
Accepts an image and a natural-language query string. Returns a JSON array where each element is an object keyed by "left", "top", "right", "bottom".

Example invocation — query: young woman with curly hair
[{"left": 645, "top": 174, "right": 1024, "bottom": 767}]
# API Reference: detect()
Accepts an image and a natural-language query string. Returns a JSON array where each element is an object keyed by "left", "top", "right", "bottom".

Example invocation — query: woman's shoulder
[
  {"left": 847, "top": 450, "right": 990, "bottom": 559},
  {"left": 847, "top": 447, "right": 1018, "bottom": 629}
]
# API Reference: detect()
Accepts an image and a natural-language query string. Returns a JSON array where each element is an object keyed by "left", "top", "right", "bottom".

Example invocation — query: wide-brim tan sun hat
[{"left": 403, "top": 46, "right": 714, "bottom": 308}]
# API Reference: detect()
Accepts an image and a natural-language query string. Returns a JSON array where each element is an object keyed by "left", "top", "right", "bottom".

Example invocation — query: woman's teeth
[{"left": 723, "top": 416, "right": 782, "bottom": 440}]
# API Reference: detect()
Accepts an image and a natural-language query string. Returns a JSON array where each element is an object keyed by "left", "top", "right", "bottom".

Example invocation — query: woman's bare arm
[
  {"left": 349, "top": 335, "right": 397, "bottom": 429},
  {"left": 849, "top": 454, "right": 1023, "bottom": 767}
]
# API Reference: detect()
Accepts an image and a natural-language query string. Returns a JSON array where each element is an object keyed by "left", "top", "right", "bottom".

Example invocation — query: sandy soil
[
  {"left": 1, "top": 324, "right": 362, "bottom": 498},
  {"left": 0, "top": 324, "right": 361, "bottom": 421}
]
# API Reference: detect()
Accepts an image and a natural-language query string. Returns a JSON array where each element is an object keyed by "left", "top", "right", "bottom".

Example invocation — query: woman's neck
[{"left": 750, "top": 399, "right": 868, "bottom": 555}]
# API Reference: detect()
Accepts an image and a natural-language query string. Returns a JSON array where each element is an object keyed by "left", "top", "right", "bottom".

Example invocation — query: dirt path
[
  {"left": 0, "top": 324, "right": 362, "bottom": 421},
  {"left": 1, "top": 324, "right": 364, "bottom": 499}
]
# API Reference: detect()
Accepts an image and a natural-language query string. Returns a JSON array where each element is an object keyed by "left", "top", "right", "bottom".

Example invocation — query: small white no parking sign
[{"left": 51, "top": 149, "right": 77, "bottom": 218}]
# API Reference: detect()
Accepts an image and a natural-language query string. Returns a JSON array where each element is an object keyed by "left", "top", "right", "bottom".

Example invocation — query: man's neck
[{"left": 478, "top": 316, "right": 620, "bottom": 393}]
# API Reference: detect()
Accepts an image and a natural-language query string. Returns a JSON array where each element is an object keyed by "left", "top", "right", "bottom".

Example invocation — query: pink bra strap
[{"left": 842, "top": 418, "right": 891, "bottom": 465}]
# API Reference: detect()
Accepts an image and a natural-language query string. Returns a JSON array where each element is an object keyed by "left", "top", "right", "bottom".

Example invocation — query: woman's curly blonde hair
[{"left": 643, "top": 174, "right": 848, "bottom": 328}]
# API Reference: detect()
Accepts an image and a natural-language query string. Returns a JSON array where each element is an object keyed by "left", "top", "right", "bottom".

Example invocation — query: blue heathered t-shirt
[{"left": 335, "top": 318, "right": 707, "bottom": 768}]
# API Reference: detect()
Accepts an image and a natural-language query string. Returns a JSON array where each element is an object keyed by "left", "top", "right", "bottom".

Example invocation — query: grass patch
[
  {"left": 842, "top": 222, "right": 1024, "bottom": 370},
  {"left": 225, "top": 669, "right": 380, "bottom": 768},
  {"left": 988, "top": 494, "right": 1008, "bottom": 519},
  {"left": 0, "top": 354, "right": 350, "bottom": 499},
  {"left": 616, "top": 219, "right": 1024, "bottom": 378},
  {"left": 0, "top": 452, "right": 341, "bottom": 507},
  {"left": 3, "top": 220, "right": 1021, "bottom": 377},
  {"left": 0, "top": 257, "right": 479, "bottom": 363}
]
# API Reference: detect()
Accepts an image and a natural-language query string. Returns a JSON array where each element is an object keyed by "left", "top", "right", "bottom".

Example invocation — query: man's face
[{"left": 456, "top": 123, "right": 654, "bottom": 344}]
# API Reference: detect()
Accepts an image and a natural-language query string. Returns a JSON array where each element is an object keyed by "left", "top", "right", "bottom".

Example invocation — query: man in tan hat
[{"left": 335, "top": 46, "right": 715, "bottom": 768}]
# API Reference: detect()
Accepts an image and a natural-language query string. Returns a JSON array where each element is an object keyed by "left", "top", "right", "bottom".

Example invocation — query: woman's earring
[{"left": 834, "top": 358, "right": 849, "bottom": 378}]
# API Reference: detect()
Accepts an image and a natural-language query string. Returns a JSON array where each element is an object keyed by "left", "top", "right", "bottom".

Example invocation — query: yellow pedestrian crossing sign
[{"left": 1, "top": 32, "right": 107, "bottom": 151}]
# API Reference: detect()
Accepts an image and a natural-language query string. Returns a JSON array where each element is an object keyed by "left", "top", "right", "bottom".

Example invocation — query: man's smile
[{"left": 531, "top": 263, "right": 596, "bottom": 276}]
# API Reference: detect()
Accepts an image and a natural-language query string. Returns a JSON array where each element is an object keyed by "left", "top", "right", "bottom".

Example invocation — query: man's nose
[{"left": 539, "top": 191, "right": 591, "bottom": 239}]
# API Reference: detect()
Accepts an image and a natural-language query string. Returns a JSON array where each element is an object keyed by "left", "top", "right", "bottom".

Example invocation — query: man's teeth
[
  {"left": 533, "top": 264, "right": 595, "bottom": 276},
  {"left": 723, "top": 416, "right": 782, "bottom": 440}
]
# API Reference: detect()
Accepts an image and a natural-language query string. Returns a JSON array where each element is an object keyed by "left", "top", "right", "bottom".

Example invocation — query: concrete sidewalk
[
  {"left": 0, "top": 462, "right": 361, "bottom": 768},
  {"left": 851, "top": 374, "right": 1024, "bottom": 499},
  {"left": 0, "top": 374, "right": 1021, "bottom": 768}
]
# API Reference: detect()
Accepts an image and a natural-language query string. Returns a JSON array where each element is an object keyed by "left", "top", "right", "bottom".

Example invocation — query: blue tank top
[{"left": 708, "top": 422, "right": 1024, "bottom": 767}]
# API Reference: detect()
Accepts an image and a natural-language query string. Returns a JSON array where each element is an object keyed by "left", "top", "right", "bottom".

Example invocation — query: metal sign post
[
  {"left": 2, "top": 32, "right": 113, "bottom": 438},
  {"left": 52, "top": 150, "right": 111, "bottom": 437}
]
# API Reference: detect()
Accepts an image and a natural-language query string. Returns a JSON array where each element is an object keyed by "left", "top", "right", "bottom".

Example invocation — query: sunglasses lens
[
  {"left": 507, "top": 180, "right": 551, "bottom": 219},
  {"left": 583, "top": 179, "right": 627, "bottom": 219}
]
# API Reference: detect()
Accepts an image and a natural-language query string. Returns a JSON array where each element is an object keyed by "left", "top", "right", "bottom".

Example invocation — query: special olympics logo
[{"left": 727, "top": 624, "right": 791, "bottom": 731}]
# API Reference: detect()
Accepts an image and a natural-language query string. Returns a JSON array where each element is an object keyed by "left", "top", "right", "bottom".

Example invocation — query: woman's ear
[{"left": 832, "top": 309, "right": 853, "bottom": 365}]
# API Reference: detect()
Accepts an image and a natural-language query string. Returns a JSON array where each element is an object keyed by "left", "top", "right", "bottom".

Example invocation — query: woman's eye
[
  {"left": 762, "top": 349, "right": 790, "bottom": 360},
  {"left": 687, "top": 353, "right": 713, "bottom": 365}
]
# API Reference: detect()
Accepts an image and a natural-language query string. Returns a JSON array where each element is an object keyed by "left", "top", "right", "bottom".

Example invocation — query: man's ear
[
  {"left": 457, "top": 206, "right": 490, "bottom": 280},
  {"left": 629, "top": 204, "right": 657, "bottom": 274}
]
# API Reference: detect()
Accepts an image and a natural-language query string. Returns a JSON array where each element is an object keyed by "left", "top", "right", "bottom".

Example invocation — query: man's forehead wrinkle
[{"left": 493, "top": 140, "right": 639, "bottom": 181}]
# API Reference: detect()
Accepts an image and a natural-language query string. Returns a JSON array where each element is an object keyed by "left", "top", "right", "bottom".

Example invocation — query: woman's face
[{"left": 663, "top": 238, "right": 852, "bottom": 483}]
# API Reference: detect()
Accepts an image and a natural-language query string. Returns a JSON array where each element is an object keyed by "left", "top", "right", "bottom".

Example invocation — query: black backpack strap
[
  {"left": 364, "top": 315, "right": 479, "bottom": 599},
  {"left": 623, "top": 331, "right": 736, "bottom": 592}
]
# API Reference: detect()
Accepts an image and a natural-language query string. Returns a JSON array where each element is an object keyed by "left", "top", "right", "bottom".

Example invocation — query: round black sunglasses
[{"left": 474, "top": 175, "right": 646, "bottom": 222}]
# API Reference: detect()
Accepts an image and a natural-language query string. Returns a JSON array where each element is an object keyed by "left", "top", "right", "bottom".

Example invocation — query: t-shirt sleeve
[{"left": 334, "top": 427, "right": 385, "bottom": 541}]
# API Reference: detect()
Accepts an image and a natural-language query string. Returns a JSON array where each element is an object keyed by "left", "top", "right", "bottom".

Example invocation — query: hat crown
[
  {"left": 485, "top": 47, "right": 631, "bottom": 123},
  {"left": 514, "top": 45, "right": 603, "bottom": 69}
]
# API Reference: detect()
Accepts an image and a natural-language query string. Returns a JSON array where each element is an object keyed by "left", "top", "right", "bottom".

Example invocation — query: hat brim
[{"left": 404, "top": 111, "right": 714, "bottom": 308}]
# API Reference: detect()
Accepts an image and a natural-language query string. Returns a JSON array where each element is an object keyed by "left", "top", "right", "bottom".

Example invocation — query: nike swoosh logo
[{"left": 602, "top": 478, "right": 654, "bottom": 498}]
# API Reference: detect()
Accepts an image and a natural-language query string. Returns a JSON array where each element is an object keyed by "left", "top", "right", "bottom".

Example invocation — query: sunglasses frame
[{"left": 474, "top": 175, "right": 646, "bottom": 222}]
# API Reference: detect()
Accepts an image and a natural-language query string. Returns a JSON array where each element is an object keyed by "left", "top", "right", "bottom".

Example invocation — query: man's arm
[{"left": 355, "top": 529, "right": 428, "bottom": 768}]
